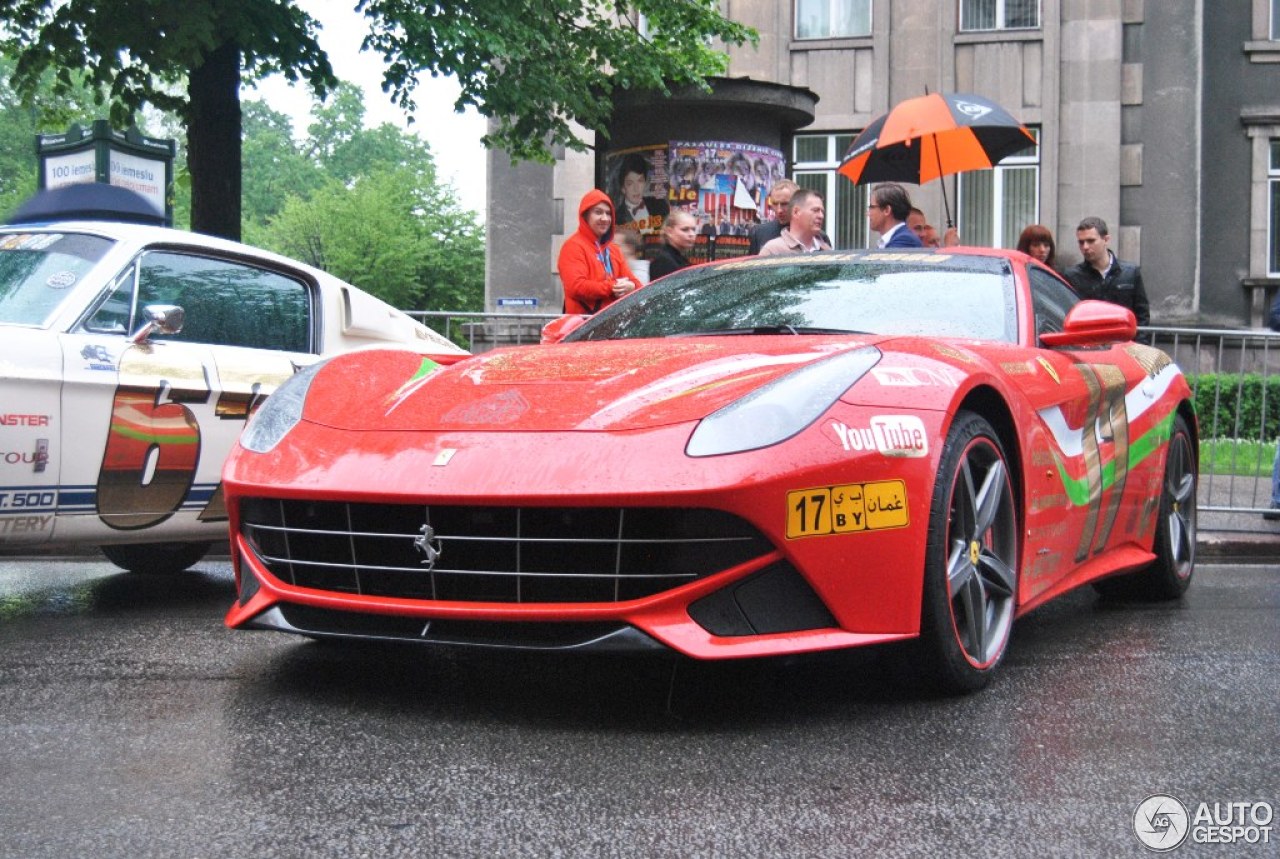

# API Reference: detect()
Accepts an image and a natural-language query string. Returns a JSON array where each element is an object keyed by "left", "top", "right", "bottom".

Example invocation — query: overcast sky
[{"left": 250, "top": 2, "right": 488, "bottom": 216}]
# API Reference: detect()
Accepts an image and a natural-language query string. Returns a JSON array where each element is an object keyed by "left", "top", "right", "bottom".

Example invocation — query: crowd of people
[
  {"left": 558, "top": 182, "right": 1151, "bottom": 329},
  {"left": 555, "top": 173, "right": 1275, "bottom": 526}
]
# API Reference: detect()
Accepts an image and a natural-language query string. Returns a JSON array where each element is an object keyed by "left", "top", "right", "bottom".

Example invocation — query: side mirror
[
  {"left": 541, "top": 314, "right": 589, "bottom": 344},
  {"left": 130, "top": 304, "right": 185, "bottom": 344},
  {"left": 1040, "top": 300, "right": 1136, "bottom": 348}
]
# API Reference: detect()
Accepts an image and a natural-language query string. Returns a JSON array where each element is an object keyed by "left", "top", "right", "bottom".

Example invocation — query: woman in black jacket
[{"left": 649, "top": 211, "right": 699, "bottom": 280}]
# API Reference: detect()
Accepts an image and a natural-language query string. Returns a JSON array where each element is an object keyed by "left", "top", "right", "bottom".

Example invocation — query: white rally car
[{"left": 0, "top": 221, "right": 467, "bottom": 572}]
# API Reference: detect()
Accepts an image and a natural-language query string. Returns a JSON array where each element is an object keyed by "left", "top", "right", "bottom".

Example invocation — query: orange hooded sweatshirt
[{"left": 557, "top": 189, "right": 638, "bottom": 314}]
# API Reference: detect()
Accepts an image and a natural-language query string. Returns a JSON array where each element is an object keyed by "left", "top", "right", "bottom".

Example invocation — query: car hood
[{"left": 304, "top": 337, "right": 879, "bottom": 433}]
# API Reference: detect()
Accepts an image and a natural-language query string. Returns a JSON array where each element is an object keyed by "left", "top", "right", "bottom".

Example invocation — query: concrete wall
[
  {"left": 485, "top": 145, "right": 559, "bottom": 315},
  {"left": 1120, "top": 0, "right": 1202, "bottom": 323},
  {"left": 1202, "top": 1, "right": 1274, "bottom": 325}
]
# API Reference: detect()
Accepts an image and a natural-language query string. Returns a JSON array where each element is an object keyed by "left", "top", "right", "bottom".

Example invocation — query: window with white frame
[
  {"left": 1273, "top": 0, "right": 1280, "bottom": 40},
  {"left": 796, "top": 0, "right": 872, "bottom": 39},
  {"left": 793, "top": 133, "right": 866, "bottom": 249},
  {"left": 1269, "top": 140, "right": 1280, "bottom": 275},
  {"left": 959, "top": 0, "right": 1040, "bottom": 31},
  {"left": 956, "top": 128, "right": 1040, "bottom": 250}
]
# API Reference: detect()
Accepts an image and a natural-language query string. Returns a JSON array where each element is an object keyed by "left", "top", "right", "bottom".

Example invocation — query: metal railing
[
  {"left": 1147, "top": 326, "right": 1279, "bottom": 531},
  {"left": 406, "top": 310, "right": 561, "bottom": 352},
  {"left": 403, "top": 312, "right": 1280, "bottom": 530}
]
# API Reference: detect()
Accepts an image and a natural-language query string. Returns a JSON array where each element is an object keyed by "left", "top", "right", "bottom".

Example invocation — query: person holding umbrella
[
  {"left": 838, "top": 91, "right": 1036, "bottom": 234},
  {"left": 869, "top": 184, "right": 923, "bottom": 248}
]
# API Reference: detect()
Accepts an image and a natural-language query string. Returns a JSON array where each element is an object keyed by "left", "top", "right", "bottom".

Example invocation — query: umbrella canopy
[
  {"left": 7, "top": 183, "right": 165, "bottom": 226},
  {"left": 838, "top": 92, "right": 1035, "bottom": 225}
]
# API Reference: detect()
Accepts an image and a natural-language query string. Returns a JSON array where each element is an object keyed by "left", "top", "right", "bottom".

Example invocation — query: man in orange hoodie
[{"left": 558, "top": 189, "right": 639, "bottom": 314}]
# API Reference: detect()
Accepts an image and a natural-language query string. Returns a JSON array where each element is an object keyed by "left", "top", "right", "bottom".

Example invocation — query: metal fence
[
  {"left": 405, "top": 312, "right": 1280, "bottom": 531},
  {"left": 407, "top": 310, "right": 560, "bottom": 352},
  {"left": 1147, "top": 326, "right": 1279, "bottom": 532}
]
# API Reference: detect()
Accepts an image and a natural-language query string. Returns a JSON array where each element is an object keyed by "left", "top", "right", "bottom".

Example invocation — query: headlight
[
  {"left": 239, "top": 359, "right": 327, "bottom": 453},
  {"left": 685, "top": 346, "right": 881, "bottom": 457}
]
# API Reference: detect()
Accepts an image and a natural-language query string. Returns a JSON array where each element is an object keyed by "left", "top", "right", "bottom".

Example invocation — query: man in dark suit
[
  {"left": 748, "top": 179, "right": 797, "bottom": 254},
  {"left": 869, "top": 183, "right": 924, "bottom": 248}
]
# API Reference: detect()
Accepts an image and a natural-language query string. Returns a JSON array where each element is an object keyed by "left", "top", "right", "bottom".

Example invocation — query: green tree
[
  {"left": 243, "top": 79, "right": 483, "bottom": 314},
  {"left": 263, "top": 166, "right": 483, "bottom": 313},
  {"left": 360, "top": 0, "right": 757, "bottom": 162},
  {"left": 1, "top": 0, "right": 335, "bottom": 239},
  {"left": 302, "top": 82, "right": 436, "bottom": 184},
  {"left": 0, "top": 1, "right": 753, "bottom": 239},
  {"left": 0, "top": 53, "right": 118, "bottom": 218},
  {"left": 240, "top": 98, "right": 323, "bottom": 238}
]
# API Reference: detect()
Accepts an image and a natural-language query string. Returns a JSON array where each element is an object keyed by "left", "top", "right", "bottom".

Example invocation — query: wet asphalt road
[{"left": 0, "top": 556, "right": 1276, "bottom": 859}]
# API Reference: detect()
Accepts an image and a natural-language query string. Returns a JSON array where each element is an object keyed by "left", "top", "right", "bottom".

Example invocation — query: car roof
[{"left": 0, "top": 220, "right": 329, "bottom": 278}]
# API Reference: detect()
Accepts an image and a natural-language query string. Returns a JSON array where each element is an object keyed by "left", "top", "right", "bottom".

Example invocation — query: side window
[
  {"left": 84, "top": 265, "right": 138, "bottom": 335},
  {"left": 137, "top": 251, "right": 312, "bottom": 352},
  {"left": 1030, "top": 266, "right": 1079, "bottom": 343},
  {"left": 1270, "top": 139, "right": 1280, "bottom": 276},
  {"left": 959, "top": 0, "right": 1040, "bottom": 31}
]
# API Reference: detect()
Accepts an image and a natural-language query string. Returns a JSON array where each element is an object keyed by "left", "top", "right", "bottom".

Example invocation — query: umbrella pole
[{"left": 933, "top": 134, "right": 953, "bottom": 228}]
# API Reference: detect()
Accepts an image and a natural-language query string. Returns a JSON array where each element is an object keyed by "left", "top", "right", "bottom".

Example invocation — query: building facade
[{"left": 484, "top": 0, "right": 1280, "bottom": 328}]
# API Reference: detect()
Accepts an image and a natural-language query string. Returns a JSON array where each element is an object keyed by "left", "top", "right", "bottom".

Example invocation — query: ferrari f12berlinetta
[{"left": 223, "top": 248, "right": 1196, "bottom": 692}]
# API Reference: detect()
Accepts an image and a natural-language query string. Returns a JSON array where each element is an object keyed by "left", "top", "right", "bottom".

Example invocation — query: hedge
[{"left": 1190, "top": 373, "right": 1280, "bottom": 440}]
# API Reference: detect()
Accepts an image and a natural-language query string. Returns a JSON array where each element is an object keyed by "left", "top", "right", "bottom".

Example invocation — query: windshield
[
  {"left": 571, "top": 252, "right": 1019, "bottom": 343},
  {"left": 0, "top": 232, "right": 113, "bottom": 326}
]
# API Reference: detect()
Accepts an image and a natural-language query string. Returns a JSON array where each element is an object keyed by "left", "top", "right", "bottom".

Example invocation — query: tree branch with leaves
[
  {"left": 357, "top": 0, "right": 754, "bottom": 161},
  {"left": 0, "top": 0, "right": 754, "bottom": 239}
]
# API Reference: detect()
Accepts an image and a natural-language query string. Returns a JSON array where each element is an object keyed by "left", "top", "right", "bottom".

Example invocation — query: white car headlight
[
  {"left": 239, "top": 359, "right": 327, "bottom": 453},
  {"left": 686, "top": 346, "right": 881, "bottom": 457}
]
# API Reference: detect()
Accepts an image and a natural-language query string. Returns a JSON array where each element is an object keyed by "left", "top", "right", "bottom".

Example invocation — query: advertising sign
[
  {"left": 109, "top": 150, "right": 167, "bottom": 217},
  {"left": 605, "top": 144, "right": 670, "bottom": 237},
  {"left": 43, "top": 150, "right": 97, "bottom": 190},
  {"left": 604, "top": 140, "right": 786, "bottom": 263}
]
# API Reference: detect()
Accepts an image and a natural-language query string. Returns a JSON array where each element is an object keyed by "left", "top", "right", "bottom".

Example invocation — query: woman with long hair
[{"left": 1016, "top": 224, "right": 1058, "bottom": 271}]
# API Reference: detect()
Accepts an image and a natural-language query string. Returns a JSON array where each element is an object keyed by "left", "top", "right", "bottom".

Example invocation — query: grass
[{"left": 1199, "top": 438, "right": 1274, "bottom": 477}]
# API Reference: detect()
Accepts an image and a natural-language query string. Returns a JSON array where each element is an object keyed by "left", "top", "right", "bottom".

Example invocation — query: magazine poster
[
  {"left": 604, "top": 145, "right": 671, "bottom": 238},
  {"left": 667, "top": 140, "right": 786, "bottom": 239}
]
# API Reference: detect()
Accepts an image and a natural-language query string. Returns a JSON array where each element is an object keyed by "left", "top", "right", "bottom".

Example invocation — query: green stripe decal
[{"left": 1053, "top": 411, "right": 1175, "bottom": 507}]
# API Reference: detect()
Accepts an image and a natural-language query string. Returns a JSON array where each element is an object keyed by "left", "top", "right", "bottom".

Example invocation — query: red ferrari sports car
[{"left": 222, "top": 248, "right": 1197, "bottom": 692}]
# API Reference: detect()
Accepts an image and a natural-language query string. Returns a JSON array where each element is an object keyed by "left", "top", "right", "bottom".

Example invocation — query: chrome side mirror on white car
[{"left": 130, "top": 303, "right": 185, "bottom": 343}]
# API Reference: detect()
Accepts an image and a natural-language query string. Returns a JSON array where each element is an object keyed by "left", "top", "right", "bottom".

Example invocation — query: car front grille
[{"left": 238, "top": 499, "right": 773, "bottom": 604}]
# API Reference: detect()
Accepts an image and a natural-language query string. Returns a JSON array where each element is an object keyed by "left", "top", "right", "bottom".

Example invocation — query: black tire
[
  {"left": 100, "top": 541, "right": 213, "bottom": 574},
  {"left": 1094, "top": 413, "right": 1196, "bottom": 601},
  {"left": 916, "top": 411, "right": 1019, "bottom": 694}
]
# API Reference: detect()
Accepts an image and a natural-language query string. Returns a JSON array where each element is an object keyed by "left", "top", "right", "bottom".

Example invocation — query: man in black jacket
[
  {"left": 1064, "top": 216, "right": 1150, "bottom": 327},
  {"left": 748, "top": 179, "right": 797, "bottom": 254}
]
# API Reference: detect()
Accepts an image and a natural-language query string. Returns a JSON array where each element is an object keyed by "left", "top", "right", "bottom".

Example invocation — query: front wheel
[
  {"left": 100, "top": 541, "right": 213, "bottom": 574},
  {"left": 916, "top": 411, "right": 1019, "bottom": 694}
]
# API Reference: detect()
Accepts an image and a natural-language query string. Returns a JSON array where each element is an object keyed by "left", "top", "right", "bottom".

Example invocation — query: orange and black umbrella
[{"left": 838, "top": 91, "right": 1035, "bottom": 225}]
